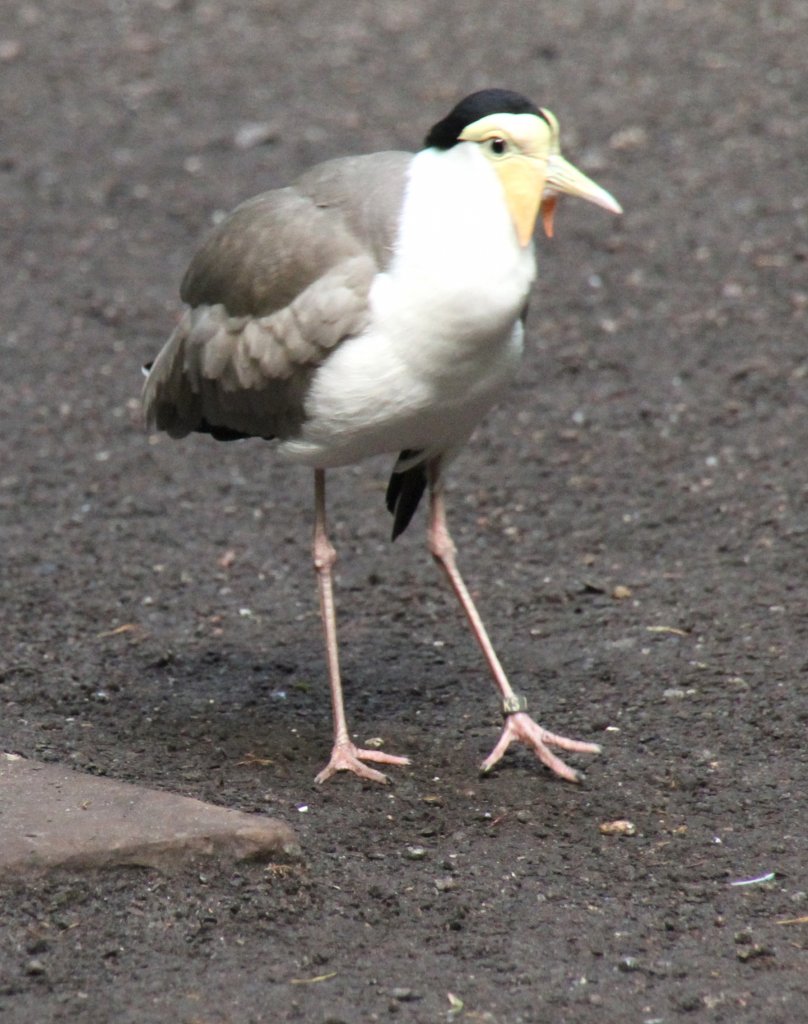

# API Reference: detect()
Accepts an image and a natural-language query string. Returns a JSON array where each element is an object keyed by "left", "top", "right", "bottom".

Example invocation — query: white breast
[{"left": 280, "top": 144, "right": 536, "bottom": 468}]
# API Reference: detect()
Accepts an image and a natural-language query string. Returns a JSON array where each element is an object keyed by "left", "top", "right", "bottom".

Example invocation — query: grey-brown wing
[
  {"left": 296, "top": 151, "right": 411, "bottom": 272},
  {"left": 143, "top": 151, "right": 412, "bottom": 441}
]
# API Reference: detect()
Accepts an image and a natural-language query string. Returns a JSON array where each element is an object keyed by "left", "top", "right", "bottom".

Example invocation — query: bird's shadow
[{"left": 128, "top": 637, "right": 466, "bottom": 776}]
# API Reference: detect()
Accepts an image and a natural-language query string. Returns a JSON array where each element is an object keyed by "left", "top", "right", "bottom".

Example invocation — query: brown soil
[{"left": 2, "top": 2, "right": 807, "bottom": 1021}]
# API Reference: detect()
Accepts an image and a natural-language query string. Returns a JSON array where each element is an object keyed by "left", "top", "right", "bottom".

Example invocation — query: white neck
[{"left": 374, "top": 144, "right": 535, "bottom": 352}]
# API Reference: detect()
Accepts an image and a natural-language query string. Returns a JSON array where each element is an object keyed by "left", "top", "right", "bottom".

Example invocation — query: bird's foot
[
  {"left": 314, "top": 741, "right": 410, "bottom": 785},
  {"left": 480, "top": 711, "right": 600, "bottom": 782}
]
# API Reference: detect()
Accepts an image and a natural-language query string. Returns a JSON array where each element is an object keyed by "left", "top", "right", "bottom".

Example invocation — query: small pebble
[
  {"left": 403, "top": 845, "right": 426, "bottom": 860},
  {"left": 234, "top": 121, "right": 279, "bottom": 150},
  {"left": 599, "top": 819, "right": 637, "bottom": 837},
  {"left": 0, "top": 39, "right": 22, "bottom": 61},
  {"left": 391, "top": 987, "right": 420, "bottom": 1002},
  {"left": 737, "top": 944, "right": 773, "bottom": 962}
]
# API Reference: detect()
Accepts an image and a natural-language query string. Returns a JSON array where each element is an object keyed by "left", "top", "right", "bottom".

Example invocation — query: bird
[{"left": 142, "top": 88, "right": 622, "bottom": 786}]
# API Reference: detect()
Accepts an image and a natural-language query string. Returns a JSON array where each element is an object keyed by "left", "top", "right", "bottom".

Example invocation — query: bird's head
[{"left": 426, "top": 89, "right": 622, "bottom": 247}]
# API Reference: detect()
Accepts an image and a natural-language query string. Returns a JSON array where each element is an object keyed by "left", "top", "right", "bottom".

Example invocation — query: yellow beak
[{"left": 541, "top": 154, "right": 623, "bottom": 238}]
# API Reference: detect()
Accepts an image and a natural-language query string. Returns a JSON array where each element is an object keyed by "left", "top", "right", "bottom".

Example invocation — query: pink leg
[
  {"left": 311, "top": 469, "right": 410, "bottom": 784},
  {"left": 426, "top": 461, "right": 600, "bottom": 782}
]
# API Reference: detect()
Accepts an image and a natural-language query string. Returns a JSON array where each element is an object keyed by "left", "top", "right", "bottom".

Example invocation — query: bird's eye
[{"left": 488, "top": 137, "right": 507, "bottom": 156}]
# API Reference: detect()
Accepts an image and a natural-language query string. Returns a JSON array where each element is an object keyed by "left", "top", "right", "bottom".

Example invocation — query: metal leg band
[{"left": 501, "top": 692, "right": 529, "bottom": 717}]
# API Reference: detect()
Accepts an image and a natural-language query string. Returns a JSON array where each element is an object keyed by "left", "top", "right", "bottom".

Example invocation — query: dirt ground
[{"left": 2, "top": 1, "right": 807, "bottom": 1021}]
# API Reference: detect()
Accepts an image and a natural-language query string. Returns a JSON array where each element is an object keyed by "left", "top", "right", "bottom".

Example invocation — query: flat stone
[{"left": 0, "top": 754, "right": 300, "bottom": 877}]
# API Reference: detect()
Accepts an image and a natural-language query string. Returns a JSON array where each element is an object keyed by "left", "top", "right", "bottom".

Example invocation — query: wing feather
[{"left": 143, "top": 151, "right": 412, "bottom": 442}]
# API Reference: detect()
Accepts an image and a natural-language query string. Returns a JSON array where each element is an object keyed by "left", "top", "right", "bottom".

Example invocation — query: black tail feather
[
  {"left": 385, "top": 451, "right": 428, "bottom": 541},
  {"left": 196, "top": 418, "right": 257, "bottom": 441}
]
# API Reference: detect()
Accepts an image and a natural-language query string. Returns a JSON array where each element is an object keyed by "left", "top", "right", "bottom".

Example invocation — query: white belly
[{"left": 280, "top": 319, "right": 524, "bottom": 466}]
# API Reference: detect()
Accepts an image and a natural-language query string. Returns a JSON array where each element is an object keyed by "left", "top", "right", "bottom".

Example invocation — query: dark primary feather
[
  {"left": 385, "top": 451, "right": 428, "bottom": 540},
  {"left": 196, "top": 419, "right": 257, "bottom": 442}
]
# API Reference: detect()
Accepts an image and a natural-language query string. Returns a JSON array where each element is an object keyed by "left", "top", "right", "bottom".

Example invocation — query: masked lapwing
[{"left": 143, "top": 88, "right": 622, "bottom": 785}]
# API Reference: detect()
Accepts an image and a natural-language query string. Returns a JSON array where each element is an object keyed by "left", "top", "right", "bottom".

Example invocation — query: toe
[
  {"left": 314, "top": 741, "right": 409, "bottom": 785},
  {"left": 481, "top": 712, "right": 598, "bottom": 782}
]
